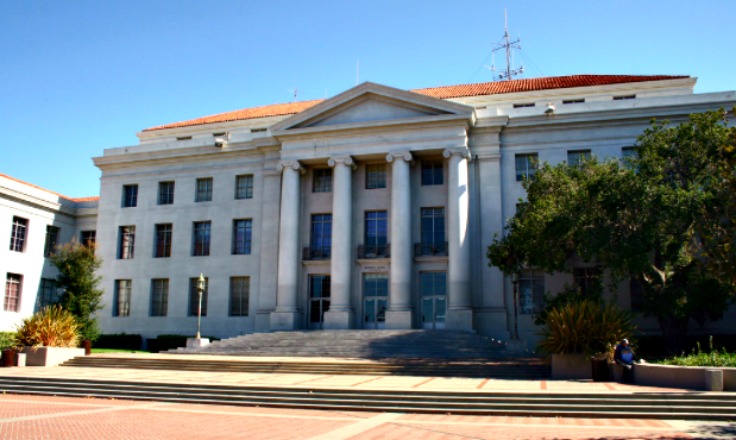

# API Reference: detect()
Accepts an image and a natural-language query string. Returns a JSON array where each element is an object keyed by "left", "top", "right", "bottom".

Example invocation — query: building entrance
[
  {"left": 308, "top": 275, "right": 330, "bottom": 329},
  {"left": 420, "top": 272, "right": 446, "bottom": 329},
  {"left": 363, "top": 273, "right": 388, "bottom": 329}
]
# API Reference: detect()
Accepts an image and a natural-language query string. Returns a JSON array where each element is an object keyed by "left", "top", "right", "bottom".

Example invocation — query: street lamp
[{"left": 196, "top": 273, "right": 205, "bottom": 339}]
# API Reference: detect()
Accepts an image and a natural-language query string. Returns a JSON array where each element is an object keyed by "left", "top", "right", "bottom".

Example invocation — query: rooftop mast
[{"left": 491, "top": 10, "right": 523, "bottom": 81}]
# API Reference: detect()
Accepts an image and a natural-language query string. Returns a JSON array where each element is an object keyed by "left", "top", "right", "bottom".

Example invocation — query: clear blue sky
[{"left": 1, "top": 1, "right": 734, "bottom": 198}]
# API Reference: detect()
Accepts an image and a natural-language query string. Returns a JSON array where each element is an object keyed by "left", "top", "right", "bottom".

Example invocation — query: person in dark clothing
[{"left": 614, "top": 339, "right": 635, "bottom": 383}]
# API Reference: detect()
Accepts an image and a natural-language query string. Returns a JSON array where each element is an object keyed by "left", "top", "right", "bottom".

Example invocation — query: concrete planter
[
  {"left": 634, "top": 363, "right": 736, "bottom": 391},
  {"left": 21, "top": 347, "right": 85, "bottom": 367},
  {"left": 551, "top": 354, "right": 592, "bottom": 380}
]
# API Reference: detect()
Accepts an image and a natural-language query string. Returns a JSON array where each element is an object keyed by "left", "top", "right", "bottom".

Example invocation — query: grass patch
[
  {"left": 91, "top": 348, "right": 147, "bottom": 354},
  {"left": 655, "top": 336, "right": 736, "bottom": 367}
]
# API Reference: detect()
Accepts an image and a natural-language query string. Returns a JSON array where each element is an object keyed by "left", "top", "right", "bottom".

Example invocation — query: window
[
  {"left": 420, "top": 208, "right": 446, "bottom": 256},
  {"left": 630, "top": 277, "right": 644, "bottom": 312},
  {"left": 421, "top": 160, "right": 443, "bottom": 186},
  {"left": 312, "top": 168, "right": 332, "bottom": 193},
  {"left": 562, "top": 98, "right": 585, "bottom": 104},
  {"left": 176, "top": 136, "right": 192, "bottom": 141},
  {"left": 9, "top": 216, "right": 28, "bottom": 252},
  {"left": 158, "top": 181, "right": 175, "bottom": 205},
  {"left": 122, "top": 184, "right": 138, "bottom": 207},
  {"left": 363, "top": 211, "right": 387, "bottom": 257},
  {"left": 150, "top": 279, "right": 168, "bottom": 317},
  {"left": 4, "top": 273, "right": 22, "bottom": 312},
  {"left": 235, "top": 174, "right": 254, "bottom": 200},
  {"left": 192, "top": 221, "right": 211, "bottom": 256},
  {"left": 309, "top": 214, "right": 332, "bottom": 259},
  {"left": 573, "top": 267, "right": 601, "bottom": 297},
  {"left": 188, "top": 277, "right": 208, "bottom": 317},
  {"left": 518, "top": 270, "right": 545, "bottom": 315},
  {"left": 229, "top": 276, "right": 250, "bottom": 316},
  {"left": 118, "top": 226, "right": 135, "bottom": 259},
  {"left": 365, "top": 164, "right": 386, "bottom": 189},
  {"left": 513, "top": 102, "right": 535, "bottom": 108},
  {"left": 154, "top": 224, "right": 173, "bottom": 258},
  {"left": 567, "top": 149, "right": 591, "bottom": 167},
  {"left": 515, "top": 153, "right": 538, "bottom": 181},
  {"left": 364, "top": 273, "right": 389, "bottom": 297},
  {"left": 613, "top": 94, "right": 636, "bottom": 100},
  {"left": 232, "top": 219, "right": 252, "bottom": 255},
  {"left": 113, "top": 279, "right": 131, "bottom": 317},
  {"left": 35, "top": 278, "right": 58, "bottom": 311},
  {"left": 80, "top": 230, "right": 96, "bottom": 248},
  {"left": 195, "top": 177, "right": 213, "bottom": 202},
  {"left": 44, "top": 225, "right": 60, "bottom": 257}
]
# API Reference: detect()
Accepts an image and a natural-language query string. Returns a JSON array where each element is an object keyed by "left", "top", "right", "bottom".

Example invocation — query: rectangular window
[
  {"left": 158, "top": 181, "right": 175, "bottom": 205},
  {"left": 122, "top": 184, "right": 138, "bottom": 208},
  {"left": 630, "top": 277, "right": 644, "bottom": 313},
  {"left": 515, "top": 153, "right": 538, "bottom": 181},
  {"left": 518, "top": 270, "right": 545, "bottom": 315},
  {"left": 235, "top": 174, "right": 254, "bottom": 200},
  {"left": 4, "top": 273, "right": 23, "bottom": 312},
  {"left": 10, "top": 216, "right": 28, "bottom": 252},
  {"left": 567, "top": 149, "right": 591, "bottom": 167},
  {"left": 232, "top": 219, "right": 252, "bottom": 255},
  {"left": 365, "top": 164, "right": 387, "bottom": 189},
  {"left": 113, "top": 279, "right": 131, "bottom": 317},
  {"left": 229, "top": 276, "right": 250, "bottom": 316},
  {"left": 80, "top": 230, "right": 96, "bottom": 248},
  {"left": 562, "top": 98, "right": 585, "bottom": 104},
  {"left": 362, "top": 211, "right": 388, "bottom": 257},
  {"left": 573, "top": 267, "right": 601, "bottom": 297},
  {"left": 312, "top": 168, "right": 332, "bottom": 193},
  {"left": 150, "top": 278, "right": 168, "bottom": 317},
  {"left": 421, "top": 160, "right": 443, "bottom": 186},
  {"left": 192, "top": 221, "right": 211, "bottom": 256},
  {"left": 420, "top": 207, "right": 446, "bottom": 256},
  {"left": 35, "top": 278, "right": 58, "bottom": 312},
  {"left": 195, "top": 177, "right": 213, "bottom": 202},
  {"left": 154, "top": 224, "right": 173, "bottom": 258},
  {"left": 188, "top": 277, "right": 208, "bottom": 317},
  {"left": 613, "top": 94, "right": 636, "bottom": 100},
  {"left": 513, "top": 102, "right": 535, "bottom": 108},
  {"left": 118, "top": 226, "right": 135, "bottom": 259},
  {"left": 309, "top": 214, "right": 332, "bottom": 259},
  {"left": 44, "top": 225, "right": 60, "bottom": 257}
]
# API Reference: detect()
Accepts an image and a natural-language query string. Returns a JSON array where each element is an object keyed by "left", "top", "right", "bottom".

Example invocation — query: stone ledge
[{"left": 634, "top": 363, "right": 736, "bottom": 391}]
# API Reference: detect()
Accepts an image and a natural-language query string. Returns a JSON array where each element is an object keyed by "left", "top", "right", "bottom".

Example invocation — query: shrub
[
  {"left": 0, "top": 332, "right": 15, "bottom": 349},
  {"left": 537, "top": 298, "right": 635, "bottom": 358},
  {"left": 95, "top": 333, "right": 143, "bottom": 350},
  {"left": 657, "top": 336, "right": 736, "bottom": 367},
  {"left": 15, "top": 305, "right": 80, "bottom": 348}
]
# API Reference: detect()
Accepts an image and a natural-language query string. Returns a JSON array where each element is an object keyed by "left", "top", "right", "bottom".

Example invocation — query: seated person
[{"left": 614, "top": 339, "right": 635, "bottom": 383}]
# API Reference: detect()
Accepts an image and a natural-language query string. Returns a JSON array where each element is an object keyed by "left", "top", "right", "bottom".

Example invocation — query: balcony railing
[
  {"left": 414, "top": 241, "right": 448, "bottom": 257},
  {"left": 357, "top": 244, "right": 390, "bottom": 259},
  {"left": 303, "top": 246, "right": 331, "bottom": 260}
]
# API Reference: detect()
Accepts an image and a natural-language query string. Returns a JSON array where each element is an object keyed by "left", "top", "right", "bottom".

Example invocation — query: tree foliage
[
  {"left": 488, "top": 109, "right": 736, "bottom": 352},
  {"left": 50, "top": 241, "right": 103, "bottom": 341}
]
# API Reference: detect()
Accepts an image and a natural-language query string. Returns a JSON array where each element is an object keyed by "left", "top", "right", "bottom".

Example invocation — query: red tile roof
[
  {"left": 143, "top": 74, "right": 689, "bottom": 132},
  {"left": 0, "top": 173, "right": 99, "bottom": 204}
]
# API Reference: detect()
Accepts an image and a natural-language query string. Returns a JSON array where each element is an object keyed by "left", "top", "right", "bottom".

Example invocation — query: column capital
[
  {"left": 386, "top": 151, "right": 413, "bottom": 164},
  {"left": 277, "top": 160, "right": 304, "bottom": 173},
  {"left": 328, "top": 156, "right": 356, "bottom": 169},
  {"left": 443, "top": 147, "right": 472, "bottom": 161}
]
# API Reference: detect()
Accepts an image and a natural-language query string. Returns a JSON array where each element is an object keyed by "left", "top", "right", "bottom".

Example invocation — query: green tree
[
  {"left": 488, "top": 110, "right": 736, "bottom": 353},
  {"left": 50, "top": 240, "right": 103, "bottom": 341}
]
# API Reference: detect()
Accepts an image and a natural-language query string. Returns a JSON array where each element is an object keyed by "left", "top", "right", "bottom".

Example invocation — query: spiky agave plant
[{"left": 15, "top": 305, "right": 80, "bottom": 348}]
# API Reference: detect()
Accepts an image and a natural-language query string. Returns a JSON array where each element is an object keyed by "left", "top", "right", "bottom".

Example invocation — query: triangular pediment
[{"left": 271, "top": 82, "right": 474, "bottom": 134}]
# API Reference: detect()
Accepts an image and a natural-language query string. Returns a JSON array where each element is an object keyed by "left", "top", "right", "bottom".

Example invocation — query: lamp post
[{"left": 196, "top": 273, "right": 205, "bottom": 339}]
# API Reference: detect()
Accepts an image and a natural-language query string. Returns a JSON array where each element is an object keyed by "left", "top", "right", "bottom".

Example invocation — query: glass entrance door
[
  {"left": 363, "top": 273, "right": 388, "bottom": 329},
  {"left": 420, "top": 272, "right": 446, "bottom": 329},
  {"left": 308, "top": 275, "right": 330, "bottom": 329}
]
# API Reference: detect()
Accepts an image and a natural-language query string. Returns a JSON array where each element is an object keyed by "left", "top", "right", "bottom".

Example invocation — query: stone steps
[{"left": 1, "top": 376, "right": 734, "bottom": 420}]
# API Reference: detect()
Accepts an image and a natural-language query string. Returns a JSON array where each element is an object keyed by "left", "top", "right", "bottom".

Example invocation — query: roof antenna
[
  {"left": 489, "top": 9, "right": 523, "bottom": 81},
  {"left": 287, "top": 88, "right": 298, "bottom": 101}
]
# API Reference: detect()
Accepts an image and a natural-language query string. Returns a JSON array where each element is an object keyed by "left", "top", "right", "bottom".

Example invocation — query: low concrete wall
[
  {"left": 551, "top": 354, "right": 592, "bottom": 380},
  {"left": 635, "top": 364, "right": 736, "bottom": 391},
  {"left": 21, "top": 347, "right": 85, "bottom": 367}
]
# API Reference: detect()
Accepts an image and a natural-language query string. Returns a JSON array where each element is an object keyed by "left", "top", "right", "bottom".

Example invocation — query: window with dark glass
[
  {"left": 113, "top": 279, "right": 131, "bottom": 317},
  {"left": 567, "top": 149, "right": 592, "bottom": 167},
  {"left": 232, "top": 219, "right": 252, "bottom": 255},
  {"left": 364, "top": 211, "right": 387, "bottom": 257},
  {"left": 10, "top": 216, "right": 28, "bottom": 252},
  {"left": 122, "top": 184, "right": 138, "bottom": 207},
  {"left": 515, "top": 153, "right": 538, "bottom": 181},
  {"left": 192, "top": 221, "right": 211, "bottom": 256},
  {"left": 420, "top": 207, "right": 446, "bottom": 255},
  {"left": 365, "top": 164, "right": 386, "bottom": 189},
  {"left": 573, "top": 267, "right": 601, "bottom": 297},
  {"left": 44, "top": 225, "right": 60, "bottom": 257},
  {"left": 518, "top": 270, "right": 545, "bottom": 315},
  {"left": 312, "top": 168, "right": 332, "bottom": 193},
  {"left": 195, "top": 177, "right": 213, "bottom": 202},
  {"left": 310, "top": 214, "right": 332, "bottom": 258},
  {"left": 35, "top": 278, "right": 58, "bottom": 312},
  {"left": 229, "top": 276, "right": 250, "bottom": 316},
  {"left": 235, "top": 174, "right": 254, "bottom": 199},
  {"left": 150, "top": 279, "right": 168, "bottom": 317},
  {"left": 154, "top": 224, "right": 172, "bottom": 258},
  {"left": 188, "top": 276, "right": 208, "bottom": 317},
  {"left": 4, "top": 273, "right": 22, "bottom": 312},
  {"left": 158, "top": 181, "right": 175, "bottom": 205},
  {"left": 80, "top": 230, "right": 96, "bottom": 248},
  {"left": 118, "top": 226, "right": 135, "bottom": 259},
  {"left": 421, "top": 160, "right": 443, "bottom": 186}
]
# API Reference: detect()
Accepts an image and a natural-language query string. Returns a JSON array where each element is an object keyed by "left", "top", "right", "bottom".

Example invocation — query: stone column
[
  {"left": 324, "top": 156, "right": 355, "bottom": 329},
  {"left": 385, "top": 151, "right": 413, "bottom": 329},
  {"left": 270, "top": 160, "right": 303, "bottom": 330},
  {"left": 443, "top": 147, "right": 473, "bottom": 331}
]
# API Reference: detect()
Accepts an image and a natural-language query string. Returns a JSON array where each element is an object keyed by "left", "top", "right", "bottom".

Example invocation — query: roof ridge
[{"left": 0, "top": 173, "right": 97, "bottom": 203}]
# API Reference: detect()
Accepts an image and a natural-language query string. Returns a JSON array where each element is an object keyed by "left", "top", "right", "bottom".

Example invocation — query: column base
[
  {"left": 255, "top": 310, "right": 272, "bottom": 333},
  {"left": 186, "top": 338, "right": 210, "bottom": 349},
  {"left": 445, "top": 308, "right": 473, "bottom": 332},
  {"left": 385, "top": 310, "right": 413, "bottom": 329},
  {"left": 270, "top": 311, "right": 302, "bottom": 331},
  {"left": 323, "top": 310, "right": 355, "bottom": 329}
]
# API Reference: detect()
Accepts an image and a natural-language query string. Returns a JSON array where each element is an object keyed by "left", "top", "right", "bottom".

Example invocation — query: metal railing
[
  {"left": 357, "top": 244, "right": 390, "bottom": 259},
  {"left": 414, "top": 241, "right": 448, "bottom": 257},
  {"left": 302, "top": 246, "right": 331, "bottom": 260}
]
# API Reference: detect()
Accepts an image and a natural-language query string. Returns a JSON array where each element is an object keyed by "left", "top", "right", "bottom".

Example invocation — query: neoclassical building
[{"left": 4, "top": 74, "right": 735, "bottom": 344}]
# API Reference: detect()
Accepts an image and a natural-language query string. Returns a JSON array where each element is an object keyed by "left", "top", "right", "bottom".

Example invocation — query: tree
[
  {"left": 488, "top": 109, "right": 736, "bottom": 353},
  {"left": 50, "top": 240, "right": 103, "bottom": 341}
]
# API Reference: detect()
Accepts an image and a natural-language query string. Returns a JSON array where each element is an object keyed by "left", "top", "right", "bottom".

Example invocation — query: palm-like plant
[{"left": 15, "top": 305, "right": 80, "bottom": 348}]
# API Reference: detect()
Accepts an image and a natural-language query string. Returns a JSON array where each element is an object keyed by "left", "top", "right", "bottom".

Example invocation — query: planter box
[
  {"left": 551, "top": 354, "right": 592, "bottom": 380},
  {"left": 634, "top": 363, "right": 736, "bottom": 391},
  {"left": 21, "top": 347, "right": 85, "bottom": 367}
]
